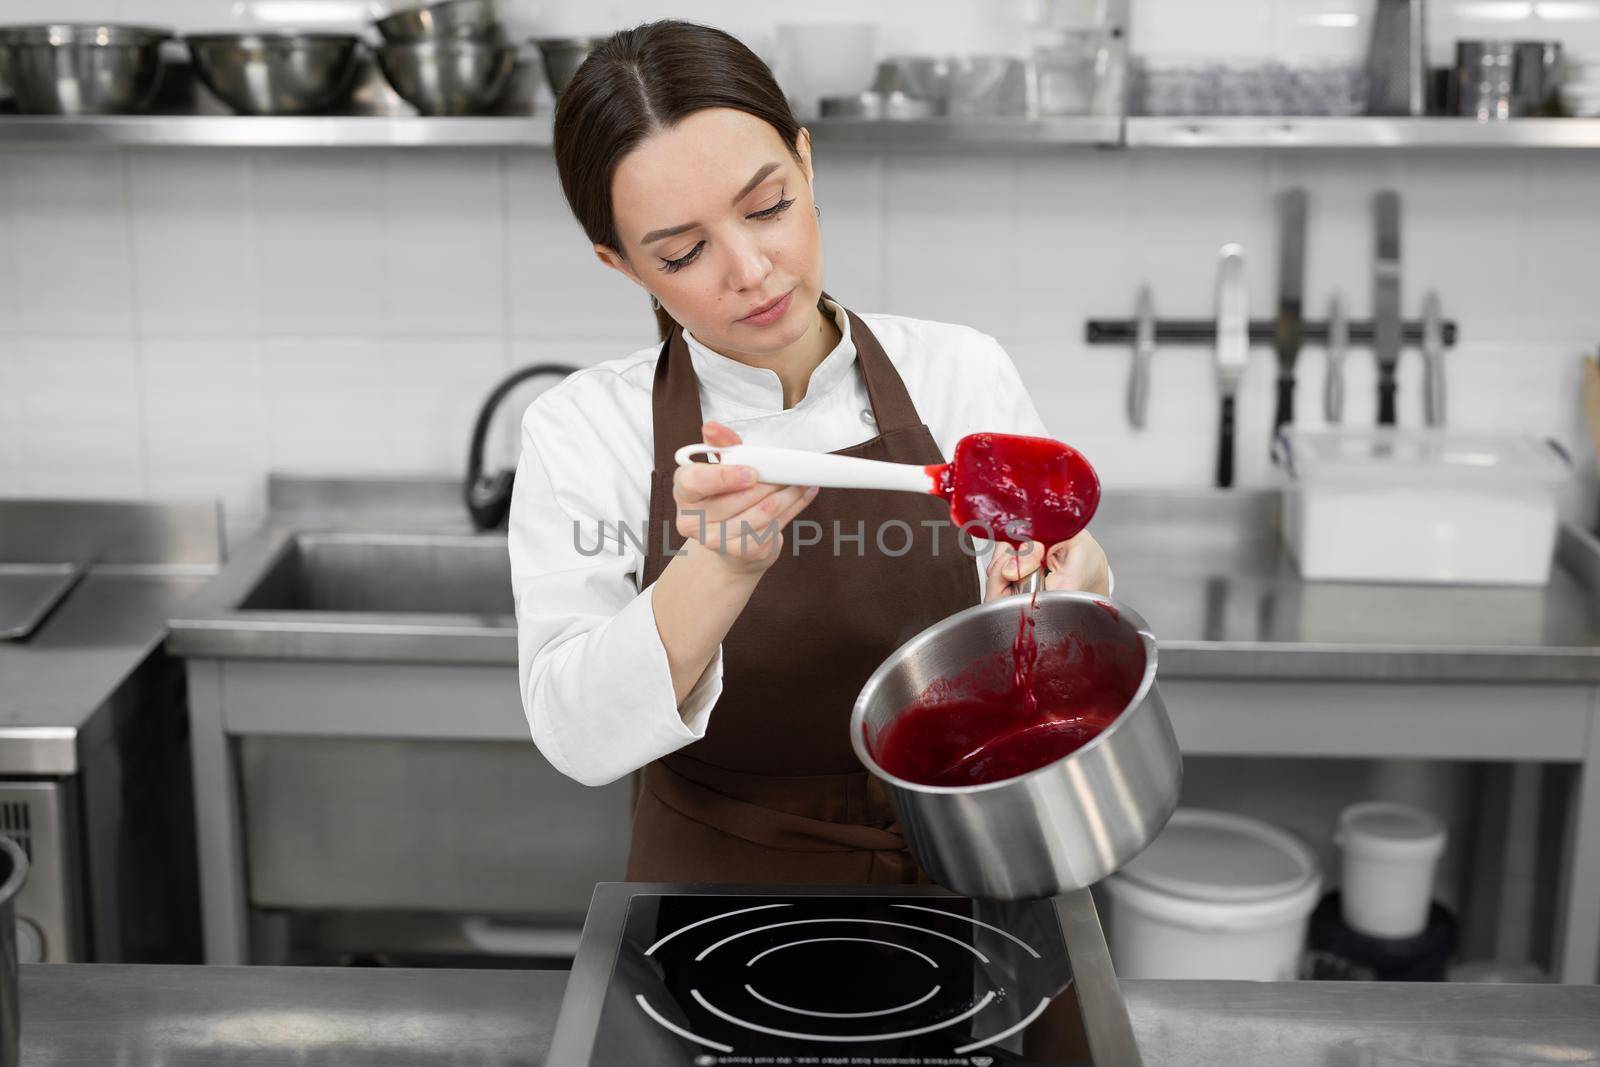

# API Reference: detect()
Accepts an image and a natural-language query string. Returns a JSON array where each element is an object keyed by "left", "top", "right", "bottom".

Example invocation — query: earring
[
  {"left": 815, "top": 204, "right": 822, "bottom": 218},
  {"left": 651, "top": 295, "right": 661, "bottom": 311}
]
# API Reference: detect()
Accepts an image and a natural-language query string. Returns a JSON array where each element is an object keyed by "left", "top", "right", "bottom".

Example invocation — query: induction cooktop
[{"left": 548, "top": 883, "right": 1141, "bottom": 1067}]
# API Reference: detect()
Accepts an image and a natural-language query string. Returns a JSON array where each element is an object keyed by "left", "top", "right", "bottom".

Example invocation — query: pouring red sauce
[
  {"left": 873, "top": 613, "right": 1139, "bottom": 787},
  {"left": 929, "top": 433, "right": 1100, "bottom": 547}
]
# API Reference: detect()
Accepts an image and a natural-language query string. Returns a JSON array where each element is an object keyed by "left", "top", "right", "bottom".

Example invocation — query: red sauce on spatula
[{"left": 928, "top": 433, "right": 1100, "bottom": 547}]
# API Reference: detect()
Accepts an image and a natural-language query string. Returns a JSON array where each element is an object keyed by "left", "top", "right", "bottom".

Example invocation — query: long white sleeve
[{"left": 508, "top": 380, "right": 722, "bottom": 788}]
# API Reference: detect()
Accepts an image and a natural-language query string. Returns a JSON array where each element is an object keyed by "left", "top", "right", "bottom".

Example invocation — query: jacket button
[{"left": 860, "top": 408, "right": 877, "bottom": 426}]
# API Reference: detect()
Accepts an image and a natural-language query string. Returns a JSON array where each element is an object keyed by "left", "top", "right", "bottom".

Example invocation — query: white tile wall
[
  {"left": 127, "top": 150, "right": 260, "bottom": 336},
  {"left": 4, "top": 2, "right": 1600, "bottom": 537},
  {"left": 140, "top": 335, "right": 270, "bottom": 524},
  {"left": 2, "top": 337, "right": 144, "bottom": 497},
  {"left": 6, "top": 152, "right": 136, "bottom": 336},
  {"left": 253, "top": 153, "right": 388, "bottom": 336},
  {"left": 4, "top": 141, "right": 1599, "bottom": 533}
]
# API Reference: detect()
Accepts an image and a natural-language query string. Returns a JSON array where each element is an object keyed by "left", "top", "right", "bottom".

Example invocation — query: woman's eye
[
  {"left": 749, "top": 194, "right": 795, "bottom": 220},
  {"left": 660, "top": 241, "right": 704, "bottom": 274}
]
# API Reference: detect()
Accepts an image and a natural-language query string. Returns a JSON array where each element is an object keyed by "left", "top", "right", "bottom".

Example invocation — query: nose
[{"left": 724, "top": 230, "right": 772, "bottom": 292}]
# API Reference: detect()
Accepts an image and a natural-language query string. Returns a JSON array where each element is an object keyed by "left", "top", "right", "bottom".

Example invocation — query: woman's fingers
[
  {"left": 767, "top": 483, "right": 821, "bottom": 534},
  {"left": 702, "top": 420, "right": 741, "bottom": 447},
  {"left": 691, "top": 484, "right": 818, "bottom": 558},
  {"left": 675, "top": 460, "right": 758, "bottom": 503},
  {"left": 1044, "top": 530, "right": 1111, "bottom": 595},
  {"left": 984, "top": 540, "right": 1040, "bottom": 601},
  {"left": 992, "top": 540, "right": 1046, "bottom": 581}
]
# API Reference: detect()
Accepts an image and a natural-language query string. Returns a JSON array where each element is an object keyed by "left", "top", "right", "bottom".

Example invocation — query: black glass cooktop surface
[{"left": 554, "top": 886, "right": 1101, "bottom": 1066}]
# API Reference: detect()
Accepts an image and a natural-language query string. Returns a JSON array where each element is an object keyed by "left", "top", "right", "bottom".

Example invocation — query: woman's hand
[
  {"left": 672, "top": 421, "right": 819, "bottom": 576},
  {"left": 983, "top": 529, "right": 1110, "bottom": 602}
]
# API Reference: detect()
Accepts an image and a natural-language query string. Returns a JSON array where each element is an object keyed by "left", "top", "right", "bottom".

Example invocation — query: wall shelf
[
  {"left": 1124, "top": 115, "right": 1600, "bottom": 149},
  {"left": 0, "top": 113, "right": 1120, "bottom": 150},
  {"left": 1, "top": 112, "right": 1598, "bottom": 150}
]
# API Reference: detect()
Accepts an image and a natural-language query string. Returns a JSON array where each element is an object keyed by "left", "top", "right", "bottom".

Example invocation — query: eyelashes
[
  {"left": 658, "top": 190, "right": 797, "bottom": 274},
  {"left": 660, "top": 244, "right": 703, "bottom": 274},
  {"left": 748, "top": 194, "right": 795, "bottom": 221}
]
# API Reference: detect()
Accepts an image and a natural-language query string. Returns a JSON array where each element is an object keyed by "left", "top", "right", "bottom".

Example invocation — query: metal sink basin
[
  {"left": 239, "top": 532, "right": 513, "bottom": 616},
  {"left": 167, "top": 528, "right": 516, "bottom": 663}
]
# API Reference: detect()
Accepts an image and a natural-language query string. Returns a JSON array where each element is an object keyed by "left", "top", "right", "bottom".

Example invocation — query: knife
[
  {"left": 1324, "top": 294, "right": 1348, "bottom": 424},
  {"left": 1421, "top": 291, "right": 1445, "bottom": 426},
  {"left": 1373, "top": 190, "right": 1402, "bottom": 426},
  {"left": 1273, "top": 188, "right": 1307, "bottom": 436},
  {"left": 1215, "top": 244, "right": 1248, "bottom": 489},
  {"left": 1128, "top": 286, "right": 1155, "bottom": 430}
]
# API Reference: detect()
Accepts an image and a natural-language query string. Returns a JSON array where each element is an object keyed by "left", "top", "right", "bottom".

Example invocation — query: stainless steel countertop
[
  {"left": 0, "top": 572, "right": 213, "bottom": 771},
  {"left": 1097, "top": 489, "right": 1600, "bottom": 683},
  {"left": 17, "top": 963, "right": 1600, "bottom": 1066},
  {"left": 0, "top": 500, "right": 221, "bottom": 774},
  {"left": 167, "top": 476, "right": 1600, "bottom": 683}
]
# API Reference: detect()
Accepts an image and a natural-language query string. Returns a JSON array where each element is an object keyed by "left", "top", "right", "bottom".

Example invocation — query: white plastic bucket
[
  {"left": 1336, "top": 801, "right": 1446, "bottom": 939},
  {"left": 1103, "top": 808, "right": 1322, "bottom": 981}
]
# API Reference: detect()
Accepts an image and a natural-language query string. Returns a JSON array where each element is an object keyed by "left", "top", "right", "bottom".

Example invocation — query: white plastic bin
[
  {"left": 1103, "top": 808, "right": 1322, "bottom": 981},
  {"left": 1336, "top": 801, "right": 1447, "bottom": 940},
  {"left": 1278, "top": 430, "right": 1570, "bottom": 585}
]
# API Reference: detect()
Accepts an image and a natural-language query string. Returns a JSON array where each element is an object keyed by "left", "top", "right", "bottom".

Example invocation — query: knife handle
[
  {"left": 1273, "top": 375, "right": 1295, "bottom": 433},
  {"left": 1377, "top": 378, "right": 1398, "bottom": 426},
  {"left": 1128, "top": 347, "right": 1152, "bottom": 430},
  {"left": 1217, "top": 394, "right": 1237, "bottom": 488},
  {"left": 1422, "top": 291, "right": 1446, "bottom": 427},
  {"left": 1424, "top": 356, "right": 1446, "bottom": 426},
  {"left": 1324, "top": 296, "right": 1348, "bottom": 424}
]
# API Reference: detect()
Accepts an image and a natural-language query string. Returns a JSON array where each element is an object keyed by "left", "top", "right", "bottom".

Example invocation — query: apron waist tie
[{"left": 645, "top": 759, "right": 910, "bottom": 855}]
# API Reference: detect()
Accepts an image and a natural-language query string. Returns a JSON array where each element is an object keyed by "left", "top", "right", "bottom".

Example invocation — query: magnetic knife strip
[{"left": 1084, "top": 318, "right": 1458, "bottom": 347}]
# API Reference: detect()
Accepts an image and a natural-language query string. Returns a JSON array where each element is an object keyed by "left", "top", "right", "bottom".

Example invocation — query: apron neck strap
[
  {"left": 651, "top": 302, "right": 923, "bottom": 471},
  {"left": 842, "top": 307, "right": 921, "bottom": 436},
  {"left": 651, "top": 326, "right": 704, "bottom": 473}
]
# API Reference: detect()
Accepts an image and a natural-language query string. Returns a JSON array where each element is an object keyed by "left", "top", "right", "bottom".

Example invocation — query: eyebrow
[{"left": 639, "top": 162, "right": 783, "bottom": 245}]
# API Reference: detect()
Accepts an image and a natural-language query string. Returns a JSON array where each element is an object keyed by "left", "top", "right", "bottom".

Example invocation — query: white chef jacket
[{"left": 509, "top": 299, "right": 1070, "bottom": 788}]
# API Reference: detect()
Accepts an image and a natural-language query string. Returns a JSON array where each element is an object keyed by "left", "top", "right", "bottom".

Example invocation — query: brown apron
[{"left": 627, "top": 305, "right": 979, "bottom": 885}]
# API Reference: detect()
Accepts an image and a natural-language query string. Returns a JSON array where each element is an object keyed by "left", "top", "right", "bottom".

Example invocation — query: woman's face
[{"left": 599, "top": 107, "right": 823, "bottom": 359}]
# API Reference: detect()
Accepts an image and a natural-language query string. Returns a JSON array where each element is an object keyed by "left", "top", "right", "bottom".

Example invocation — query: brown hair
[{"left": 553, "top": 20, "right": 804, "bottom": 342}]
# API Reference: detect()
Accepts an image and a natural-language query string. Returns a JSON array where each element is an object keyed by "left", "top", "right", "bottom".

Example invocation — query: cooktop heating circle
[{"left": 608, "top": 894, "right": 1085, "bottom": 1063}]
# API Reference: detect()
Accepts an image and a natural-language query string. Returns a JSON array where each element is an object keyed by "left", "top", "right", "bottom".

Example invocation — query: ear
[
  {"left": 795, "top": 126, "right": 815, "bottom": 186},
  {"left": 594, "top": 244, "right": 642, "bottom": 286}
]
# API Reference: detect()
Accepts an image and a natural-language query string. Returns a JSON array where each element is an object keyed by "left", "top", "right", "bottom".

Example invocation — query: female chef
[{"left": 509, "top": 19, "right": 1110, "bottom": 884}]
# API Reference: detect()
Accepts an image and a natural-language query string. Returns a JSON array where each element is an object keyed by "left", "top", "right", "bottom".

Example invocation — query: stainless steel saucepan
[{"left": 852, "top": 591, "right": 1181, "bottom": 900}]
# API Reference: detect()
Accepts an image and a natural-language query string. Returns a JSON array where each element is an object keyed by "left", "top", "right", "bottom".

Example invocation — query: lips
[{"left": 738, "top": 289, "right": 793, "bottom": 326}]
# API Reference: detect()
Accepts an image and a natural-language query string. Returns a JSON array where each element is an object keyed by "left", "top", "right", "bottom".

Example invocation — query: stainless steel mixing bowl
[
  {"left": 375, "top": 0, "right": 502, "bottom": 44},
  {"left": 377, "top": 37, "right": 514, "bottom": 115},
  {"left": 0, "top": 23, "right": 169, "bottom": 115},
  {"left": 533, "top": 36, "right": 599, "bottom": 96},
  {"left": 186, "top": 32, "right": 363, "bottom": 116},
  {"left": 852, "top": 591, "right": 1182, "bottom": 900}
]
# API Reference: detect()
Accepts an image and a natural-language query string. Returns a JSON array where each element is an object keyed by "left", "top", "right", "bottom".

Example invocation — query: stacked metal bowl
[
  {"left": 186, "top": 32, "right": 364, "bottom": 115},
  {"left": 374, "top": 0, "right": 514, "bottom": 116},
  {"left": 533, "top": 37, "right": 600, "bottom": 97},
  {"left": 0, "top": 23, "right": 171, "bottom": 115}
]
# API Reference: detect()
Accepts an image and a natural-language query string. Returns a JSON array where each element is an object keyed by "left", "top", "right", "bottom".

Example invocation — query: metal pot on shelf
[
  {"left": 186, "top": 32, "right": 364, "bottom": 115},
  {"left": 1454, "top": 39, "right": 1564, "bottom": 119},
  {"left": 0, "top": 23, "right": 170, "bottom": 115},
  {"left": 852, "top": 591, "right": 1182, "bottom": 900}
]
